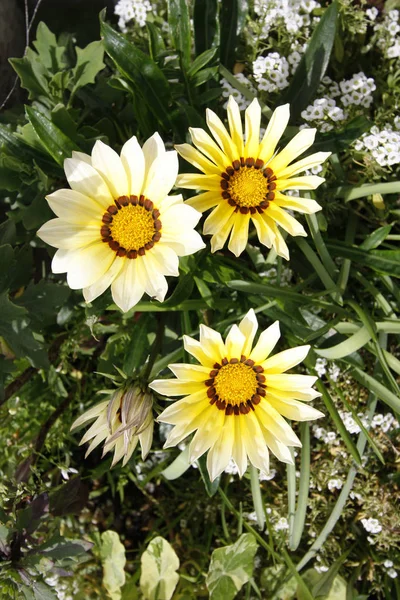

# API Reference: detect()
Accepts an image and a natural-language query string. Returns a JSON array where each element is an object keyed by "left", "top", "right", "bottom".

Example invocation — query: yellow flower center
[
  {"left": 220, "top": 160, "right": 277, "bottom": 214},
  {"left": 214, "top": 362, "right": 258, "bottom": 404},
  {"left": 111, "top": 205, "right": 154, "bottom": 250},
  {"left": 205, "top": 357, "right": 266, "bottom": 416},
  {"left": 101, "top": 195, "right": 162, "bottom": 259}
]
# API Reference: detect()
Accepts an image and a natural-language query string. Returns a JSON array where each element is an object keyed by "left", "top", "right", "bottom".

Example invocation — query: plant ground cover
[{"left": 0, "top": 0, "right": 399, "bottom": 598}]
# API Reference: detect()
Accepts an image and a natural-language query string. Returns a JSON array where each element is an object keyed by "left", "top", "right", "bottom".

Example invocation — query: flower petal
[
  {"left": 244, "top": 98, "right": 261, "bottom": 158},
  {"left": 242, "top": 412, "right": 270, "bottom": 475},
  {"left": 252, "top": 213, "right": 276, "bottom": 249},
  {"left": 203, "top": 202, "right": 235, "bottom": 235},
  {"left": 120, "top": 135, "right": 146, "bottom": 197},
  {"left": 256, "top": 401, "right": 301, "bottom": 447},
  {"left": 111, "top": 259, "right": 145, "bottom": 312},
  {"left": 162, "top": 203, "right": 201, "bottom": 232},
  {"left": 185, "top": 191, "right": 220, "bottom": 212},
  {"left": 262, "top": 345, "right": 310, "bottom": 373},
  {"left": 46, "top": 189, "right": 103, "bottom": 224},
  {"left": 206, "top": 108, "right": 238, "bottom": 162},
  {"left": 189, "top": 407, "right": 225, "bottom": 463},
  {"left": 142, "top": 253, "right": 168, "bottom": 302},
  {"left": 268, "top": 128, "right": 316, "bottom": 174},
  {"left": 189, "top": 127, "right": 228, "bottom": 169},
  {"left": 225, "top": 324, "right": 246, "bottom": 359},
  {"left": 149, "top": 244, "right": 179, "bottom": 277},
  {"left": 64, "top": 158, "right": 113, "bottom": 209},
  {"left": 143, "top": 151, "right": 178, "bottom": 204},
  {"left": 228, "top": 212, "right": 250, "bottom": 257},
  {"left": 231, "top": 417, "right": 247, "bottom": 476},
  {"left": 249, "top": 321, "right": 280, "bottom": 363},
  {"left": 37, "top": 219, "right": 100, "bottom": 250},
  {"left": 91, "top": 140, "right": 129, "bottom": 199},
  {"left": 66, "top": 242, "right": 115, "bottom": 289},
  {"left": 238, "top": 309, "right": 258, "bottom": 357},
  {"left": 199, "top": 324, "right": 226, "bottom": 363},
  {"left": 277, "top": 151, "right": 331, "bottom": 178},
  {"left": 267, "top": 396, "right": 324, "bottom": 421},
  {"left": 149, "top": 379, "right": 204, "bottom": 397},
  {"left": 207, "top": 418, "right": 235, "bottom": 481},
  {"left": 258, "top": 104, "right": 290, "bottom": 164},
  {"left": 209, "top": 212, "right": 236, "bottom": 252},
  {"left": 266, "top": 204, "right": 307, "bottom": 237},
  {"left": 263, "top": 429, "right": 294, "bottom": 464},
  {"left": 274, "top": 193, "right": 322, "bottom": 214},
  {"left": 183, "top": 335, "right": 216, "bottom": 367},
  {"left": 168, "top": 363, "right": 210, "bottom": 381},
  {"left": 83, "top": 257, "right": 125, "bottom": 303},
  {"left": 176, "top": 173, "right": 222, "bottom": 191},
  {"left": 264, "top": 373, "right": 318, "bottom": 391},
  {"left": 266, "top": 387, "right": 321, "bottom": 402},
  {"left": 227, "top": 96, "right": 244, "bottom": 157},
  {"left": 275, "top": 175, "right": 325, "bottom": 191},
  {"left": 142, "top": 132, "right": 165, "bottom": 171},
  {"left": 175, "top": 142, "right": 222, "bottom": 175}
]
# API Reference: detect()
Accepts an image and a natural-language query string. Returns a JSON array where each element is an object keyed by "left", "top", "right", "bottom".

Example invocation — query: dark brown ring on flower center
[
  {"left": 101, "top": 195, "right": 162, "bottom": 258},
  {"left": 205, "top": 356, "right": 266, "bottom": 416},
  {"left": 220, "top": 158, "right": 277, "bottom": 214}
]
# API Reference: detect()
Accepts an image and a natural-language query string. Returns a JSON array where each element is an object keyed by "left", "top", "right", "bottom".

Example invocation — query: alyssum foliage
[{"left": 0, "top": 1, "right": 399, "bottom": 598}]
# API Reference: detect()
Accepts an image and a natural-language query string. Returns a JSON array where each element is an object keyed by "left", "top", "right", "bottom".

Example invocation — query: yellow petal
[
  {"left": 209, "top": 211, "right": 236, "bottom": 252},
  {"left": 265, "top": 218, "right": 290, "bottom": 260},
  {"left": 266, "top": 387, "right": 321, "bottom": 402},
  {"left": 175, "top": 142, "right": 221, "bottom": 175},
  {"left": 207, "top": 418, "right": 235, "bottom": 481},
  {"left": 168, "top": 363, "right": 211, "bottom": 381},
  {"left": 268, "top": 128, "right": 316, "bottom": 174},
  {"left": 206, "top": 108, "right": 238, "bottom": 162},
  {"left": 199, "top": 324, "right": 226, "bottom": 363},
  {"left": 189, "top": 407, "right": 225, "bottom": 463},
  {"left": 176, "top": 173, "right": 222, "bottom": 191},
  {"left": 185, "top": 191, "right": 221, "bottom": 212},
  {"left": 249, "top": 321, "right": 280, "bottom": 363},
  {"left": 266, "top": 396, "right": 324, "bottom": 421},
  {"left": 264, "top": 373, "right": 318, "bottom": 391},
  {"left": 274, "top": 193, "right": 322, "bottom": 214},
  {"left": 231, "top": 417, "right": 247, "bottom": 476},
  {"left": 228, "top": 212, "right": 250, "bottom": 257},
  {"left": 183, "top": 335, "right": 216, "bottom": 367},
  {"left": 156, "top": 391, "right": 209, "bottom": 423},
  {"left": 238, "top": 309, "right": 258, "bottom": 356},
  {"left": 263, "top": 429, "right": 294, "bottom": 464},
  {"left": 225, "top": 324, "right": 246, "bottom": 359},
  {"left": 266, "top": 204, "right": 307, "bottom": 237},
  {"left": 258, "top": 104, "right": 290, "bottom": 164},
  {"left": 149, "top": 379, "right": 204, "bottom": 397},
  {"left": 244, "top": 98, "right": 262, "bottom": 159},
  {"left": 256, "top": 401, "right": 301, "bottom": 447},
  {"left": 241, "top": 411, "right": 270, "bottom": 474},
  {"left": 203, "top": 202, "right": 235, "bottom": 235},
  {"left": 189, "top": 127, "right": 229, "bottom": 169},
  {"left": 262, "top": 345, "right": 310, "bottom": 373},
  {"left": 277, "top": 151, "right": 331, "bottom": 178},
  {"left": 227, "top": 96, "right": 244, "bottom": 157},
  {"left": 275, "top": 175, "right": 325, "bottom": 192}
]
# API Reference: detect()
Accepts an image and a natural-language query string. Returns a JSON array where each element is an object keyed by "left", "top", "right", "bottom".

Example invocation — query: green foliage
[
  {"left": 99, "top": 531, "right": 126, "bottom": 599},
  {"left": 140, "top": 536, "right": 180, "bottom": 600},
  {"left": 206, "top": 533, "right": 258, "bottom": 599}
]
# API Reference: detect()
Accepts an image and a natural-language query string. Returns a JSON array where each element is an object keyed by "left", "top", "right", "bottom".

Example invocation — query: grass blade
[{"left": 290, "top": 423, "right": 310, "bottom": 551}]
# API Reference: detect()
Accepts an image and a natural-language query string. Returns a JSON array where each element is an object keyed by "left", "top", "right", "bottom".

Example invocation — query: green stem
[
  {"left": 286, "top": 447, "right": 296, "bottom": 544},
  {"left": 250, "top": 465, "right": 265, "bottom": 530},
  {"left": 290, "top": 423, "right": 310, "bottom": 551},
  {"left": 141, "top": 314, "right": 166, "bottom": 382},
  {"left": 337, "top": 211, "right": 357, "bottom": 296}
]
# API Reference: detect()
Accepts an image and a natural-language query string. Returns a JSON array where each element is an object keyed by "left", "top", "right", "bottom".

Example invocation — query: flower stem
[
  {"left": 250, "top": 464, "right": 265, "bottom": 530},
  {"left": 141, "top": 314, "right": 165, "bottom": 382}
]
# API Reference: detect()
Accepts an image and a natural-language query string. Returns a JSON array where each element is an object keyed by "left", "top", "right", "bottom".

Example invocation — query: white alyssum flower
[
  {"left": 253, "top": 52, "right": 290, "bottom": 94},
  {"left": 328, "top": 478, "right": 343, "bottom": 491},
  {"left": 355, "top": 124, "right": 400, "bottom": 168},
  {"left": 388, "top": 568, "right": 398, "bottom": 579},
  {"left": 384, "top": 560, "right": 394, "bottom": 569},
  {"left": 221, "top": 74, "right": 254, "bottom": 110},
  {"left": 274, "top": 517, "right": 289, "bottom": 531},
  {"left": 361, "top": 517, "right": 382, "bottom": 534},
  {"left": 366, "top": 7, "right": 378, "bottom": 21},
  {"left": 114, "top": 0, "right": 152, "bottom": 31}
]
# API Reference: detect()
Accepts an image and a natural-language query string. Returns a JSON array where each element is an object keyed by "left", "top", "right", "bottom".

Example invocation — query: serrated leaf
[
  {"left": 140, "top": 536, "right": 179, "bottom": 600},
  {"left": 206, "top": 534, "right": 258, "bottom": 600},
  {"left": 100, "top": 531, "right": 126, "bottom": 600},
  {"left": 71, "top": 40, "right": 105, "bottom": 95},
  {"left": 279, "top": 1, "right": 338, "bottom": 119},
  {"left": 33, "top": 22, "right": 66, "bottom": 71},
  {"left": 10, "top": 49, "right": 49, "bottom": 100}
]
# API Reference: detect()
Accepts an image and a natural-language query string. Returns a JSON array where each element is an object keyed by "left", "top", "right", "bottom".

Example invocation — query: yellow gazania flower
[
  {"left": 150, "top": 309, "right": 323, "bottom": 481},
  {"left": 37, "top": 134, "right": 205, "bottom": 312},
  {"left": 176, "top": 97, "right": 331, "bottom": 259},
  {"left": 71, "top": 386, "right": 154, "bottom": 467}
]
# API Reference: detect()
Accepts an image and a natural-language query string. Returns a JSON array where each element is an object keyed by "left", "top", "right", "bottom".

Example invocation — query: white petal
[
  {"left": 52, "top": 248, "right": 74, "bottom": 273},
  {"left": 189, "top": 408, "right": 225, "bottom": 463},
  {"left": 70, "top": 400, "right": 109, "bottom": 429},
  {"left": 142, "top": 132, "right": 165, "bottom": 172},
  {"left": 189, "top": 127, "right": 228, "bottom": 168},
  {"left": 231, "top": 417, "right": 247, "bottom": 476},
  {"left": 66, "top": 242, "right": 116, "bottom": 289},
  {"left": 64, "top": 158, "right": 113, "bottom": 209},
  {"left": 206, "top": 108, "right": 237, "bottom": 162},
  {"left": 266, "top": 387, "right": 321, "bottom": 402},
  {"left": 257, "top": 401, "right": 301, "bottom": 447},
  {"left": 227, "top": 96, "right": 244, "bottom": 157},
  {"left": 161, "top": 203, "right": 201, "bottom": 231},
  {"left": 72, "top": 150, "right": 91, "bottom": 164},
  {"left": 139, "top": 417, "right": 154, "bottom": 459},
  {"left": 143, "top": 151, "right": 178, "bottom": 204},
  {"left": 120, "top": 135, "right": 146, "bottom": 197},
  {"left": 142, "top": 254, "right": 168, "bottom": 302},
  {"left": 160, "top": 229, "right": 205, "bottom": 257},
  {"left": 242, "top": 412, "right": 270, "bottom": 475},
  {"left": 276, "top": 175, "right": 325, "bottom": 191},
  {"left": 267, "top": 396, "right": 324, "bottom": 421},
  {"left": 150, "top": 244, "right": 179, "bottom": 277},
  {"left": 264, "top": 373, "right": 318, "bottom": 391},
  {"left": 228, "top": 213, "right": 250, "bottom": 257},
  {"left": 111, "top": 259, "right": 145, "bottom": 312},
  {"left": 199, "top": 324, "right": 226, "bottom": 363},
  {"left": 206, "top": 418, "right": 235, "bottom": 481},
  {"left": 274, "top": 194, "right": 322, "bottom": 214},
  {"left": 150, "top": 379, "right": 203, "bottom": 396},
  {"left": 249, "top": 321, "right": 280, "bottom": 363},
  {"left": 262, "top": 345, "right": 310, "bottom": 373},
  {"left": 238, "top": 309, "right": 259, "bottom": 357},
  {"left": 91, "top": 140, "right": 128, "bottom": 199},
  {"left": 183, "top": 335, "right": 215, "bottom": 367},
  {"left": 46, "top": 189, "right": 103, "bottom": 224},
  {"left": 263, "top": 429, "right": 294, "bottom": 464},
  {"left": 83, "top": 257, "right": 125, "bottom": 303},
  {"left": 225, "top": 324, "right": 246, "bottom": 359},
  {"left": 175, "top": 143, "right": 221, "bottom": 175},
  {"left": 252, "top": 214, "right": 276, "bottom": 249},
  {"left": 37, "top": 219, "right": 100, "bottom": 250}
]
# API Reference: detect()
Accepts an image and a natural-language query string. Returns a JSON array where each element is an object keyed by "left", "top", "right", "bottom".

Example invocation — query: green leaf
[
  {"left": 194, "top": 0, "right": 218, "bottom": 56},
  {"left": 123, "top": 315, "right": 150, "bottom": 376},
  {"left": 15, "top": 281, "right": 70, "bottom": 329},
  {"left": 298, "top": 570, "right": 347, "bottom": 600},
  {"left": 188, "top": 47, "right": 218, "bottom": 76},
  {"left": 315, "top": 326, "right": 371, "bottom": 360},
  {"left": 327, "top": 242, "right": 400, "bottom": 278},
  {"left": 161, "top": 446, "right": 191, "bottom": 480},
  {"left": 168, "top": 0, "right": 191, "bottom": 69},
  {"left": 333, "top": 181, "right": 400, "bottom": 201},
  {"left": 100, "top": 17, "right": 173, "bottom": 132},
  {"left": 290, "top": 423, "right": 310, "bottom": 551},
  {"left": 219, "top": 0, "right": 239, "bottom": 70},
  {"left": 312, "top": 116, "right": 370, "bottom": 153},
  {"left": 100, "top": 530, "right": 126, "bottom": 600},
  {"left": 360, "top": 225, "right": 392, "bottom": 250},
  {"left": 161, "top": 274, "right": 195, "bottom": 307},
  {"left": 279, "top": 1, "right": 338, "bottom": 119},
  {"left": 140, "top": 536, "right": 180, "bottom": 600},
  {"left": 9, "top": 49, "right": 49, "bottom": 100},
  {"left": 206, "top": 533, "right": 258, "bottom": 600},
  {"left": 33, "top": 22, "right": 66, "bottom": 71},
  {"left": 25, "top": 106, "right": 79, "bottom": 165},
  {"left": 71, "top": 40, "right": 105, "bottom": 95},
  {"left": 146, "top": 22, "right": 166, "bottom": 60},
  {"left": 191, "top": 66, "right": 218, "bottom": 87},
  {"left": 197, "top": 455, "right": 220, "bottom": 496},
  {"left": 351, "top": 368, "right": 400, "bottom": 414}
]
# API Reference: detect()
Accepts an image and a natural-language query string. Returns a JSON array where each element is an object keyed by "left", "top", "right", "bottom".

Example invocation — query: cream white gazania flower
[
  {"left": 37, "top": 134, "right": 205, "bottom": 312},
  {"left": 150, "top": 309, "right": 323, "bottom": 481},
  {"left": 71, "top": 386, "right": 154, "bottom": 467},
  {"left": 176, "top": 97, "right": 331, "bottom": 259}
]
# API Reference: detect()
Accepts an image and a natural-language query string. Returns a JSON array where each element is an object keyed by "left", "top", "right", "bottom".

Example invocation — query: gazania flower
[
  {"left": 150, "top": 309, "right": 323, "bottom": 481},
  {"left": 71, "top": 385, "right": 154, "bottom": 467},
  {"left": 37, "top": 134, "right": 205, "bottom": 312},
  {"left": 176, "top": 97, "right": 331, "bottom": 259}
]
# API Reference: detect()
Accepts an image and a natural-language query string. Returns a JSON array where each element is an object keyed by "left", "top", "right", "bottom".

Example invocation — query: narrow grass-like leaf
[
  {"left": 25, "top": 106, "right": 79, "bottom": 165},
  {"left": 306, "top": 213, "right": 337, "bottom": 275},
  {"left": 219, "top": 0, "right": 238, "bottom": 70},
  {"left": 188, "top": 47, "right": 218, "bottom": 76},
  {"left": 146, "top": 22, "right": 166, "bottom": 59},
  {"left": 314, "top": 378, "right": 362, "bottom": 465},
  {"left": 100, "top": 16, "right": 173, "bottom": 131},
  {"left": 250, "top": 465, "right": 265, "bottom": 530},
  {"left": 312, "top": 547, "right": 353, "bottom": 597},
  {"left": 197, "top": 455, "right": 220, "bottom": 496},
  {"left": 360, "top": 225, "right": 392, "bottom": 250},
  {"left": 287, "top": 447, "right": 296, "bottom": 547},
  {"left": 162, "top": 446, "right": 191, "bottom": 480},
  {"left": 123, "top": 315, "right": 150, "bottom": 376},
  {"left": 194, "top": 0, "right": 218, "bottom": 55},
  {"left": 333, "top": 181, "right": 400, "bottom": 201},
  {"left": 168, "top": 0, "right": 191, "bottom": 69},
  {"left": 351, "top": 368, "right": 400, "bottom": 414},
  {"left": 279, "top": 0, "right": 338, "bottom": 119},
  {"left": 327, "top": 243, "right": 400, "bottom": 278},
  {"left": 315, "top": 326, "right": 371, "bottom": 359},
  {"left": 290, "top": 424, "right": 310, "bottom": 551},
  {"left": 295, "top": 238, "right": 340, "bottom": 300}
]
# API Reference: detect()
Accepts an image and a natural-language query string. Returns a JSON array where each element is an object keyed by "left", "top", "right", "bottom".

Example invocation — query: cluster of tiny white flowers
[
  {"left": 383, "top": 560, "right": 398, "bottom": 579},
  {"left": 313, "top": 426, "right": 338, "bottom": 445},
  {"left": 221, "top": 74, "right": 253, "bottom": 110},
  {"left": 114, "top": 0, "right": 152, "bottom": 31},
  {"left": 253, "top": 52, "right": 290, "bottom": 93},
  {"left": 327, "top": 477, "right": 343, "bottom": 492},
  {"left": 274, "top": 516, "right": 289, "bottom": 531},
  {"left": 313, "top": 358, "right": 341, "bottom": 382},
  {"left": 224, "top": 457, "right": 239, "bottom": 475},
  {"left": 339, "top": 411, "right": 362, "bottom": 435},
  {"left": 287, "top": 42, "right": 307, "bottom": 72},
  {"left": 254, "top": 0, "right": 319, "bottom": 38},
  {"left": 371, "top": 412, "right": 399, "bottom": 432},
  {"left": 314, "top": 555, "right": 329, "bottom": 574},
  {"left": 361, "top": 517, "right": 382, "bottom": 534},
  {"left": 373, "top": 9, "right": 400, "bottom": 59},
  {"left": 301, "top": 97, "right": 347, "bottom": 132},
  {"left": 339, "top": 72, "right": 376, "bottom": 108},
  {"left": 354, "top": 122, "right": 400, "bottom": 168},
  {"left": 366, "top": 7, "right": 379, "bottom": 22},
  {"left": 315, "top": 358, "right": 327, "bottom": 377}
]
